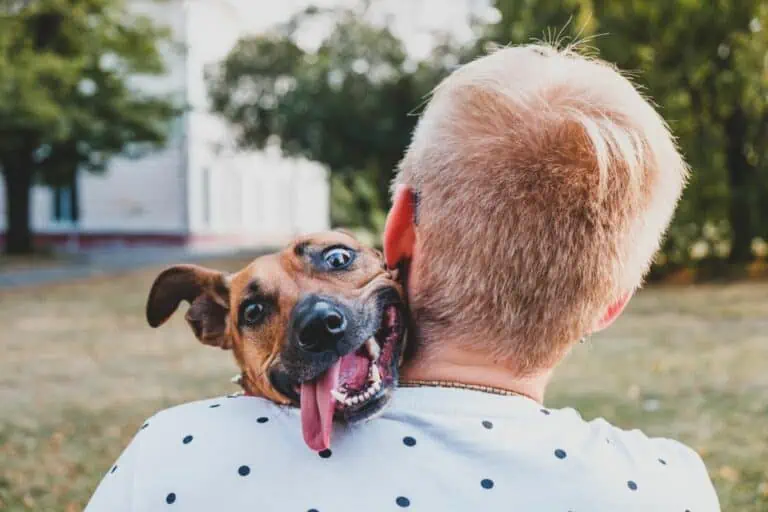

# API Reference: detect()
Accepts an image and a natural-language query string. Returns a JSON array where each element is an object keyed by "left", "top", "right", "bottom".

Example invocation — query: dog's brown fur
[{"left": 145, "top": 230, "right": 398, "bottom": 404}]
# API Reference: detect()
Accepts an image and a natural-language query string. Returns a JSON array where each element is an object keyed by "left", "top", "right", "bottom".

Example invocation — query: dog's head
[{"left": 145, "top": 230, "right": 406, "bottom": 451}]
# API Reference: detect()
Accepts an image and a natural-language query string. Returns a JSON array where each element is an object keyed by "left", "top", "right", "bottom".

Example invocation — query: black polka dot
[
  {"left": 319, "top": 449, "right": 332, "bottom": 459},
  {"left": 238, "top": 465, "right": 251, "bottom": 476},
  {"left": 182, "top": 435, "right": 193, "bottom": 444},
  {"left": 554, "top": 449, "right": 567, "bottom": 459},
  {"left": 481, "top": 478, "right": 494, "bottom": 489},
  {"left": 209, "top": 404, "right": 220, "bottom": 408},
  {"left": 403, "top": 436, "right": 416, "bottom": 447},
  {"left": 257, "top": 417, "right": 269, "bottom": 424},
  {"left": 482, "top": 420, "right": 493, "bottom": 429},
  {"left": 396, "top": 496, "right": 410, "bottom": 507},
  {"left": 308, "top": 509, "right": 319, "bottom": 512},
  {"left": 165, "top": 492, "right": 176, "bottom": 504},
  {"left": 658, "top": 458, "right": 667, "bottom": 465},
  {"left": 540, "top": 408, "right": 551, "bottom": 415},
  {"left": 110, "top": 465, "right": 117, "bottom": 474},
  {"left": 627, "top": 480, "right": 638, "bottom": 491},
  {"left": 141, "top": 423, "right": 149, "bottom": 430}
]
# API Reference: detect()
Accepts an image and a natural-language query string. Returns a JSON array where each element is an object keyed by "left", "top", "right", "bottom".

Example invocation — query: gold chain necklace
[{"left": 398, "top": 379, "right": 531, "bottom": 399}]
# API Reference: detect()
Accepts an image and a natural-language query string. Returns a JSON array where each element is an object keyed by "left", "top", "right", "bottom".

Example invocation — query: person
[{"left": 84, "top": 44, "right": 720, "bottom": 512}]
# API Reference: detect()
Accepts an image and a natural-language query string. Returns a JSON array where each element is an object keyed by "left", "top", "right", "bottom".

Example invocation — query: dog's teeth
[
  {"left": 335, "top": 379, "right": 384, "bottom": 408},
  {"left": 364, "top": 338, "right": 381, "bottom": 361},
  {"left": 370, "top": 364, "right": 381, "bottom": 384}
]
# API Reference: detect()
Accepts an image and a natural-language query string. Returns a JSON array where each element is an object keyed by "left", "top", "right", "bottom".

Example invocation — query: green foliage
[
  {"left": 487, "top": 0, "right": 768, "bottom": 264},
  {"left": 211, "top": 0, "right": 766, "bottom": 267},
  {"left": 208, "top": 4, "right": 472, "bottom": 230},
  {"left": 0, "top": 0, "right": 181, "bottom": 253}
]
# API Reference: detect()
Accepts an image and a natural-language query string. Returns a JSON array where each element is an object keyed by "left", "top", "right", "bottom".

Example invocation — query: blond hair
[{"left": 394, "top": 43, "right": 688, "bottom": 373}]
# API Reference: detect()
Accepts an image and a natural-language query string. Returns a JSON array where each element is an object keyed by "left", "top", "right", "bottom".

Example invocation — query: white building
[{"left": 0, "top": 0, "right": 330, "bottom": 250}]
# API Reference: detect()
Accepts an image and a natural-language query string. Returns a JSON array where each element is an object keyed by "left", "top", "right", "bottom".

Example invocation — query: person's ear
[
  {"left": 145, "top": 264, "right": 232, "bottom": 349},
  {"left": 592, "top": 291, "right": 632, "bottom": 332},
  {"left": 383, "top": 185, "right": 417, "bottom": 269}
]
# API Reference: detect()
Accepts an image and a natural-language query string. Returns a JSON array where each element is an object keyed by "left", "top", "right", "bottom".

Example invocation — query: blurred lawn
[
  {"left": 0, "top": 253, "right": 79, "bottom": 272},
  {"left": 0, "top": 259, "right": 766, "bottom": 511}
]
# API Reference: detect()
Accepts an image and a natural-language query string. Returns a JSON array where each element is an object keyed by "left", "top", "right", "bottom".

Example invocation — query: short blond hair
[{"left": 394, "top": 44, "right": 688, "bottom": 373}]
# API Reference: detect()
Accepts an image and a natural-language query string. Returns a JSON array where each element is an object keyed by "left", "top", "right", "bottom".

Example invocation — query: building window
[{"left": 52, "top": 181, "right": 79, "bottom": 223}]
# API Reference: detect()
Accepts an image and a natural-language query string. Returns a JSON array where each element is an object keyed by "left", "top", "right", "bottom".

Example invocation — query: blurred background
[{"left": 0, "top": 0, "right": 766, "bottom": 510}]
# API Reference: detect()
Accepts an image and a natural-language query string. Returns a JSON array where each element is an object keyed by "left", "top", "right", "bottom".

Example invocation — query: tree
[
  {"left": 210, "top": 0, "right": 767, "bottom": 263},
  {"left": 207, "top": 4, "right": 470, "bottom": 232},
  {"left": 593, "top": 0, "right": 767, "bottom": 264},
  {"left": 488, "top": 0, "right": 768, "bottom": 264},
  {"left": 0, "top": 0, "right": 180, "bottom": 254}
]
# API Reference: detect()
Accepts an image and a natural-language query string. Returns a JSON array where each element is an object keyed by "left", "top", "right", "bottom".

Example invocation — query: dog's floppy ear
[{"left": 146, "top": 264, "right": 232, "bottom": 349}]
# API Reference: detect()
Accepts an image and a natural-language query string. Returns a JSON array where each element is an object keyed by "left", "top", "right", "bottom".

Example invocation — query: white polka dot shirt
[{"left": 85, "top": 388, "right": 720, "bottom": 511}]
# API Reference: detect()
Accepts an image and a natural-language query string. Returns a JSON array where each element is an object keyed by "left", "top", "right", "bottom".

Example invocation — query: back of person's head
[{"left": 392, "top": 43, "right": 688, "bottom": 374}]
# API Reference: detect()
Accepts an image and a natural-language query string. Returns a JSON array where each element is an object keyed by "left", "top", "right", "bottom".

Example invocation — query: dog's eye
[
  {"left": 323, "top": 247, "right": 354, "bottom": 270},
  {"left": 242, "top": 301, "right": 267, "bottom": 326}
]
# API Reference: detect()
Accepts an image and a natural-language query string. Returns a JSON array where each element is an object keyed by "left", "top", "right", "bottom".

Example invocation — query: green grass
[
  {"left": 0, "top": 252, "right": 80, "bottom": 273},
  {"left": 0, "top": 261, "right": 766, "bottom": 511}
]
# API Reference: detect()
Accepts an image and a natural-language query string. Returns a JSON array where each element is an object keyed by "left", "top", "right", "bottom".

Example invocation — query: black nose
[{"left": 296, "top": 299, "right": 348, "bottom": 352}]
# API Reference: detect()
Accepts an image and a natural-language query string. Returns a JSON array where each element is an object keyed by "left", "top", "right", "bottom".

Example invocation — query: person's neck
[{"left": 399, "top": 341, "right": 553, "bottom": 404}]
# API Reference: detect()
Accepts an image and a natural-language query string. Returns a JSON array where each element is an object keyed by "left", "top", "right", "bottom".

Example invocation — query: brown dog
[{"left": 145, "top": 231, "right": 406, "bottom": 452}]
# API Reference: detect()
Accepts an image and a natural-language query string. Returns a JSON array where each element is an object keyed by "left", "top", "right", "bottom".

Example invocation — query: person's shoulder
[
  {"left": 139, "top": 394, "right": 293, "bottom": 436},
  {"left": 85, "top": 395, "right": 300, "bottom": 511},
  {"left": 547, "top": 408, "right": 706, "bottom": 467},
  {"left": 588, "top": 415, "right": 704, "bottom": 467},
  {"left": 130, "top": 394, "right": 299, "bottom": 477},
  {"left": 148, "top": 393, "right": 285, "bottom": 418},
  {"left": 584, "top": 415, "right": 720, "bottom": 511}
]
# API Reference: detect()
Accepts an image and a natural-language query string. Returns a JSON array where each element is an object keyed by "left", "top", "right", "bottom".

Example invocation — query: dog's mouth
[
  {"left": 297, "top": 303, "right": 404, "bottom": 452},
  {"left": 333, "top": 304, "right": 401, "bottom": 412}
]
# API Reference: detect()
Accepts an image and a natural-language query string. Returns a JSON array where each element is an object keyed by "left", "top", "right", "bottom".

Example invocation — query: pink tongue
[{"left": 300, "top": 361, "right": 341, "bottom": 451}]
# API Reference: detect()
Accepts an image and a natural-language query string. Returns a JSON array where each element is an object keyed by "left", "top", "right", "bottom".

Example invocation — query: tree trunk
[
  {"left": 724, "top": 107, "right": 753, "bottom": 264},
  {"left": 3, "top": 163, "right": 34, "bottom": 255}
]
